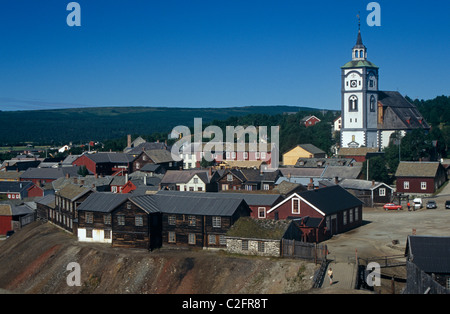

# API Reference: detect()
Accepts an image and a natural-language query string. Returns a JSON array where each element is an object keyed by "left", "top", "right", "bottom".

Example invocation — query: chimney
[
  {"left": 127, "top": 134, "right": 132, "bottom": 148},
  {"left": 125, "top": 173, "right": 129, "bottom": 183},
  {"left": 66, "top": 173, "right": 70, "bottom": 179},
  {"left": 334, "top": 176, "right": 339, "bottom": 185},
  {"left": 372, "top": 180, "right": 375, "bottom": 186},
  {"left": 307, "top": 178, "right": 314, "bottom": 190},
  {"left": 144, "top": 174, "right": 147, "bottom": 185}
]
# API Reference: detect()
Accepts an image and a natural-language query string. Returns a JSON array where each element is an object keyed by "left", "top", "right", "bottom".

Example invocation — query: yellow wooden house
[{"left": 282, "top": 144, "right": 326, "bottom": 166}]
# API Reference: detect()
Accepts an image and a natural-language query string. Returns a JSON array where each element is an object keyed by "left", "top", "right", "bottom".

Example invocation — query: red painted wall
[
  {"left": 72, "top": 155, "right": 97, "bottom": 174},
  {"left": 267, "top": 197, "right": 322, "bottom": 220},
  {"left": 396, "top": 177, "right": 436, "bottom": 194},
  {"left": 0, "top": 216, "right": 12, "bottom": 235}
]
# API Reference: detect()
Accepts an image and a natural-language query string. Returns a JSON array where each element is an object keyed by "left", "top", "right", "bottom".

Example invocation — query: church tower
[{"left": 340, "top": 23, "right": 379, "bottom": 148}]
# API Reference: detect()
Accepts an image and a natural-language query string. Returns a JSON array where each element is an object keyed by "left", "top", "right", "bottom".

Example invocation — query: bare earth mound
[{"left": 0, "top": 222, "right": 319, "bottom": 294}]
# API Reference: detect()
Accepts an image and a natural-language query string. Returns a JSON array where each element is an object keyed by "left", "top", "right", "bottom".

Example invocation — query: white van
[{"left": 413, "top": 198, "right": 423, "bottom": 210}]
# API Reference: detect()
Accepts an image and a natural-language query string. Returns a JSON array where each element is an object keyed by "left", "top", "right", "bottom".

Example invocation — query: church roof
[
  {"left": 378, "top": 91, "right": 430, "bottom": 130},
  {"left": 341, "top": 60, "right": 378, "bottom": 69}
]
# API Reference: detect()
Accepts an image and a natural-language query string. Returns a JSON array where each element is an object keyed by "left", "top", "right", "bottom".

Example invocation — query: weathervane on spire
[{"left": 357, "top": 11, "right": 361, "bottom": 30}]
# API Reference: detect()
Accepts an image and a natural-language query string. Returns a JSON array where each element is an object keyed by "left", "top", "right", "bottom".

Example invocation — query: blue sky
[{"left": 0, "top": 0, "right": 448, "bottom": 111}]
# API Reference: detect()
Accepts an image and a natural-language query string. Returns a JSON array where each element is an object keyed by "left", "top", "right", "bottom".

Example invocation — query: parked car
[
  {"left": 383, "top": 203, "right": 402, "bottom": 210},
  {"left": 413, "top": 198, "right": 423, "bottom": 210},
  {"left": 446, "top": 200, "right": 450, "bottom": 209},
  {"left": 426, "top": 200, "right": 437, "bottom": 209}
]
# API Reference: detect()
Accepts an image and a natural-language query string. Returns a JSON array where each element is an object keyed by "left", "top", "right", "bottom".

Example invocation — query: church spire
[{"left": 352, "top": 12, "right": 367, "bottom": 61}]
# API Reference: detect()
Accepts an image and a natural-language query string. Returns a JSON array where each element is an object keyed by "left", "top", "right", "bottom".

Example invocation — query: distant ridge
[{"left": 0, "top": 105, "right": 322, "bottom": 145}]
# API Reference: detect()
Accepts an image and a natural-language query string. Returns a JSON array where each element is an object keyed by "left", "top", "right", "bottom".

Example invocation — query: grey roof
[
  {"left": 76, "top": 192, "right": 129, "bottom": 212},
  {"left": 153, "top": 193, "right": 246, "bottom": 216},
  {"left": 85, "top": 152, "right": 135, "bottom": 164},
  {"left": 130, "top": 191, "right": 250, "bottom": 216},
  {"left": 0, "top": 181, "right": 34, "bottom": 193},
  {"left": 20, "top": 166, "right": 82, "bottom": 180},
  {"left": 140, "top": 164, "right": 162, "bottom": 172},
  {"left": 36, "top": 194, "right": 56, "bottom": 206},
  {"left": 156, "top": 190, "right": 282, "bottom": 206},
  {"left": 395, "top": 162, "right": 441, "bottom": 178},
  {"left": 299, "top": 185, "right": 363, "bottom": 215},
  {"left": 129, "top": 194, "right": 161, "bottom": 213},
  {"left": 378, "top": 91, "right": 430, "bottom": 130},
  {"left": 280, "top": 167, "right": 325, "bottom": 178},
  {"left": 338, "top": 179, "right": 393, "bottom": 191},
  {"left": 52, "top": 175, "right": 113, "bottom": 191},
  {"left": 11, "top": 204, "right": 34, "bottom": 216},
  {"left": 321, "top": 165, "right": 363, "bottom": 180},
  {"left": 406, "top": 235, "right": 450, "bottom": 274}
]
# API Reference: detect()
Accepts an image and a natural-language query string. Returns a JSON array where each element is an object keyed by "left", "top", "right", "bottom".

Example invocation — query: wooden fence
[{"left": 281, "top": 239, "right": 327, "bottom": 263}]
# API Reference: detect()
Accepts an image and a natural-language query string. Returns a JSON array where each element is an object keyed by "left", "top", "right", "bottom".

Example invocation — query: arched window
[
  {"left": 370, "top": 95, "right": 376, "bottom": 112},
  {"left": 349, "top": 95, "right": 358, "bottom": 111},
  {"left": 360, "top": 50, "right": 364, "bottom": 59}
]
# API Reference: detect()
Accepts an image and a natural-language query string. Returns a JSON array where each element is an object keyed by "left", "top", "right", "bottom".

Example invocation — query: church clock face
[{"left": 350, "top": 80, "right": 357, "bottom": 88}]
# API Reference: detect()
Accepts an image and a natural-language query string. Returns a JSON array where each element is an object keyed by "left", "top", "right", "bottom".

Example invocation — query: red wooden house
[
  {"left": 395, "top": 161, "right": 447, "bottom": 195},
  {"left": 267, "top": 185, "right": 363, "bottom": 242},
  {"left": 73, "top": 152, "right": 136, "bottom": 176},
  {"left": 300, "top": 115, "right": 321, "bottom": 127}
]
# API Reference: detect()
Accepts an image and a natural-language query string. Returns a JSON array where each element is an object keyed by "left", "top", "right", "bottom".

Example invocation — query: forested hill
[{"left": 0, "top": 105, "right": 318, "bottom": 145}]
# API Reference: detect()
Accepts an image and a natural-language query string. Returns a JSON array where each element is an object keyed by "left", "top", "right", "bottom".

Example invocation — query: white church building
[{"left": 340, "top": 26, "right": 429, "bottom": 149}]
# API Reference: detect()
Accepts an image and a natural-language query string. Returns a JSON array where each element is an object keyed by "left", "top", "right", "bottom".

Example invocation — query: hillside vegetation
[{"left": 0, "top": 105, "right": 316, "bottom": 145}]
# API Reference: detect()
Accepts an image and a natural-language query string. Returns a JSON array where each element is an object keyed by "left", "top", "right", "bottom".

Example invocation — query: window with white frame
[
  {"left": 263, "top": 183, "right": 270, "bottom": 190},
  {"left": 379, "top": 188, "right": 386, "bottom": 196},
  {"left": 343, "top": 211, "right": 348, "bottom": 225},
  {"left": 188, "top": 233, "right": 196, "bottom": 245},
  {"left": 212, "top": 216, "right": 221, "bottom": 228},
  {"left": 168, "top": 215, "right": 176, "bottom": 225},
  {"left": 208, "top": 234, "right": 216, "bottom": 244},
  {"left": 168, "top": 231, "right": 176, "bottom": 243},
  {"left": 421, "top": 182, "right": 427, "bottom": 190},
  {"left": 292, "top": 199, "right": 300, "bottom": 214},
  {"left": 404, "top": 181, "right": 410, "bottom": 190},
  {"left": 258, "top": 207, "right": 266, "bottom": 218}
]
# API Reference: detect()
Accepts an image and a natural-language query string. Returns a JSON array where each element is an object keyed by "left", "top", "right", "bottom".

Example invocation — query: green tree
[{"left": 77, "top": 165, "right": 89, "bottom": 177}]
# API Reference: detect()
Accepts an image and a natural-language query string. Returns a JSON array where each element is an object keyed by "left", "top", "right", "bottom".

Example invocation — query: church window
[
  {"left": 370, "top": 95, "right": 376, "bottom": 112},
  {"left": 349, "top": 95, "right": 358, "bottom": 111}
]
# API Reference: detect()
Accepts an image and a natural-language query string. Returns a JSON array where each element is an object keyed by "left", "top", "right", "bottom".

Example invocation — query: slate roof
[
  {"left": 395, "top": 162, "right": 441, "bottom": 178},
  {"left": 321, "top": 165, "right": 363, "bottom": 180},
  {"left": 156, "top": 190, "right": 283, "bottom": 206},
  {"left": 20, "top": 166, "right": 82, "bottom": 180},
  {"left": 85, "top": 152, "right": 135, "bottom": 164},
  {"left": 153, "top": 193, "right": 247, "bottom": 216},
  {"left": 378, "top": 91, "right": 430, "bottom": 130},
  {"left": 76, "top": 193, "right": 129, "bottom": 213},
  {"left": 406, "top": 235, "right": 450, "bottom": 274},
  {"left": 0, "top": 181, "right": 33, "bottom": 193},
  {"left": 338, "top": 179, "right": 393, "bottom": 191},
  {"left": 36, "top": 194, "right": 56, "bottom": 208},
  {"left": 299, "top": 185, "right": 363, "bottom": 215}
]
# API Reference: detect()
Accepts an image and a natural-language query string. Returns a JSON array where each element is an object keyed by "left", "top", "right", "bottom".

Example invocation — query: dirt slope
[{"left": 0, "top": 222, "right": 319, "bottom": 294}]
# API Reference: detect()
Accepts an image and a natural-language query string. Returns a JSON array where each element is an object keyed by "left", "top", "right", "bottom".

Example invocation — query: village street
[{"left": 317, "top": 182, "right": 450, "bottom": 292}]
